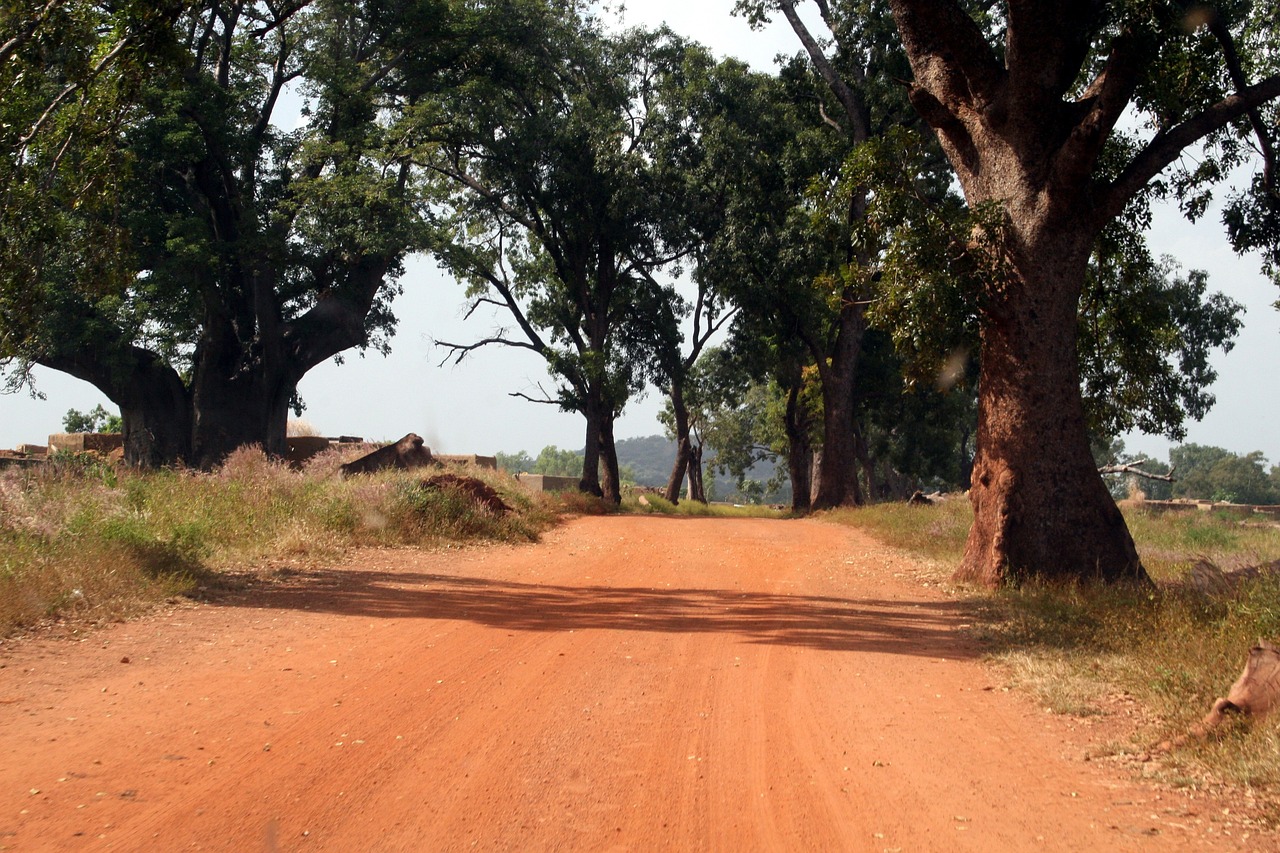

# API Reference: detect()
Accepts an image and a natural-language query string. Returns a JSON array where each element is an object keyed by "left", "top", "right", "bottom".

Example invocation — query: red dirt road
[{"left": 0, "top": 515, "right": 1266, "bottom": 851}]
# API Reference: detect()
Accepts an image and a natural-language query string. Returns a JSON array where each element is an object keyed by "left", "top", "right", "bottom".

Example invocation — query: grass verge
[
  {"left": 0, "top": 446, "right": 560, "bottom": 638},
  {"left": 620, "top": 492, "right": 787, "bottom": 518},
  {"left": 829, "top": 497, "right": 1280, "bottom": 798}
]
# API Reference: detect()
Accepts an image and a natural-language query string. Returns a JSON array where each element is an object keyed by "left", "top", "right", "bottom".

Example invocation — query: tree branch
[
  {"left": 887, "top": 0, "right": 1004, "bottom": 113},
  {"left": 510, "top": 385, "right": 561, "bottom": 405},
  {"left": 777, "top": 0, "right": 869, "bottom": 141},
  {"left": 433, "top": 334, "right": 542, "bottom": 367},
  {"left": 1206, "top": 13, "right": 1278, "bottom": 196},
  {"left": 1098, "top": 460, "right": 1176, "bottom": 482},
  {"left": 1101, "top": 72, "right": 1280, "bottom": 223},
  {"left": 0, "top": 0, "right": 65, "bottom": 66}
]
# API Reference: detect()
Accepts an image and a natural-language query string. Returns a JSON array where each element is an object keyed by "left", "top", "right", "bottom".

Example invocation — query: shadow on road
[{"left": 221, "top": 566, "right": 979, "bottom": 660}]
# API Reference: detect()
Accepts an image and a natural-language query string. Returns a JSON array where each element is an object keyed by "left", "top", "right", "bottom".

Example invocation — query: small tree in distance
[{"left": 62, "top": 405, "right": 122, "bottom": 435}]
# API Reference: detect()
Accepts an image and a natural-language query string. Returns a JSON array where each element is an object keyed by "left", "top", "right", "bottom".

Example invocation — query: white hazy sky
[{"left": 3, "top": 1, "right": 1277, "bottom": 465}]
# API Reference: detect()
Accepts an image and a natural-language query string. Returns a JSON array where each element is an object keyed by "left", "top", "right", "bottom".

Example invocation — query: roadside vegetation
[
  {"left": 839, "top": 499, "right": 1280, "bottom": 797},
  {"left": 0, "top": 447, "right": 559, "bottom": 638},
  {"left": 620, "top": 492, "right": 785, "bottom": 519}
]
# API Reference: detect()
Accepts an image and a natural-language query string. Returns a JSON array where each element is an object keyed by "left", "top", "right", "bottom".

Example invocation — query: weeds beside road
[
  {"left": 842, "top": 497, "right": 1280, "bottom": 799},
  {"left": 0, "top": 446, "right": 557, "bottom": 638}
]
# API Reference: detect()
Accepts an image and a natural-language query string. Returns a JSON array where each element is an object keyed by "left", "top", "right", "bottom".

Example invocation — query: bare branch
[
  {"left": 510, "top": 386, "right": 561, "bottom": 405},
  {"left": 432, "top": 334, "right": 542, "bottom": 367},
  {"left": 1098, "top": 460, "right": 1176, "bottom": 483}
]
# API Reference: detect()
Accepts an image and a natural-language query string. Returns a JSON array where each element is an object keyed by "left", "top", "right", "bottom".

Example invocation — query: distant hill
[{"left": 615, "top": 435, "right": 790, "bottom": 504}]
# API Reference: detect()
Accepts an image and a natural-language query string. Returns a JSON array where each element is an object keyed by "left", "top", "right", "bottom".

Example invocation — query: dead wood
[
  {"left": 1162, "top": 639, "right": 1280, "bottom": 750},
  {"left": 339, "top": 433, "right": 434, "bottom": 477}
]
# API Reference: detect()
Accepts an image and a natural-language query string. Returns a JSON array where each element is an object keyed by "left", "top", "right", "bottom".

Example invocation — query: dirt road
[{"left": 0, "top": 515, "right": 1264, "bottom": 851}]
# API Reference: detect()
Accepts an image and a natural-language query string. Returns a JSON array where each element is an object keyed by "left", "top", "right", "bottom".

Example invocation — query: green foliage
[
  {"left": 495, "top": 451, "right": 534, "bottom": 475},
  {"left": 1079, "top": 252, "right": 1242, "bottom": 441},
  {"left": 530, "top": 446, "right": 583, "bottom": 478},
  {"left": 62, "top": 405, "right": 122, "bottom": 434},
  {"left": 1170, "top": 444, "right": 1279, "bottom": 505}
]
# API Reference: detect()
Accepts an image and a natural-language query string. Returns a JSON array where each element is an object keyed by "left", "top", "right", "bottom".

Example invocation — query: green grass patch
[
  {"left": 0, "top": 447, "right": 557, "bottom": 637},
  {"left": 826, "top": 497, "right": 971, "bottom": 564}
]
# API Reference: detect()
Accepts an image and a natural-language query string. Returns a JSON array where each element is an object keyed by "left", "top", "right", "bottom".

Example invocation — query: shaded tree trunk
[
  {"left": 784, "top": 382, "right": 813, "bottom": 514},
  {"left": 853, "top": 426, "right": 876, "bottom": 503},
  {"left": 189, "top": 368, "right": 294, "bottom": 469},
  {"left": 663, "top": 382, "right": 691, "bottom": 504},
  {"left": 811, "top": 304, "right": 866, "bottom": 509},
  {"left": 958, "top": 233, "right": 1143, "bottom": 585},
  {"left": 117, "top": 357, "right": 193, "bottom": 468},
  {"left": 42, "top": 346, "right": 193, "bottom": 468},
  {"left": 687, "top": 442, "right": 706, "bottom": 503},
  {"left": 579, "top": 397, "right": 605, "bottom": 498},
  {"left": 599, "top": 413, "right": 621, "bottom": 504}
]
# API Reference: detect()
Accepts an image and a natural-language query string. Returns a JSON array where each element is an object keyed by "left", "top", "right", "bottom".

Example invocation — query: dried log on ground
[
  {"left": 339, "top": 433, "right": 434, "bottom": 477},
  {"left": 1162, "top": 640, "right": 1280, "bottom": 750}
]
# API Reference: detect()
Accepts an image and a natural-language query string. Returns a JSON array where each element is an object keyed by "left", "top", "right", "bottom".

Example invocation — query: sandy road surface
[{"left": 0, "top": 515, "right": 1267, "bottom": 851}]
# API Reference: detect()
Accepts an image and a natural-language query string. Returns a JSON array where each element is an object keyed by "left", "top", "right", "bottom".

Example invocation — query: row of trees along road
[{"left": 2, "top": 1, "right": 1277, "bottom": 585}]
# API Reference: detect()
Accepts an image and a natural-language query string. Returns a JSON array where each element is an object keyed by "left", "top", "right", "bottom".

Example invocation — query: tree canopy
[{"left": 2, "top": 0, "right": 499, "bottom": 467}]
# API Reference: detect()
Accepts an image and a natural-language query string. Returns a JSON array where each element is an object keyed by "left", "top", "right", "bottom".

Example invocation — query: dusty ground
[{"left": 0, "top": 515, "right": 1272, "bottom": 851}]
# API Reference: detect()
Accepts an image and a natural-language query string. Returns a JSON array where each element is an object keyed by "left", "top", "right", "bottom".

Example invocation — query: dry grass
[
  {"left": 621, "top": 492, "right": 787, "bottom": 518},
  {"left": 832, "top": 497, "right": 1280, "bottom": 801},
  {"left": 0, "top": 448, "right": 558, "bottom": 638}
]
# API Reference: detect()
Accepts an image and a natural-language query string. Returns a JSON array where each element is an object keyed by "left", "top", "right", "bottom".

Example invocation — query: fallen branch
[{"left": 1097, "top": 459, "right": 1176, "bottom": 482}]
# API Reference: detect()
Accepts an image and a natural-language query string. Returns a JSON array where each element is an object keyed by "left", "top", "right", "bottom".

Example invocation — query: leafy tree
[
  {"left": 429, "top": 16, "right": 705, "bottom": 503},
  {"left": 531, "top": 445, "right": 585, "bottom": 478},
  {"left": 881, "top": 0, "right": 1280, "bottom": 583},
  {"left": 1171, "top": 444, "right": 1278, "bottom": 505},
  {"left": 3, "top": 0, "right": 496, "bottom": 468},
  {"left": 733, "top": 1, "right": 947, "bottom": 509},
  {"left": 495, "top": 450, "right": 535, "bottom": 474},
  {"left": 62, "top": 405, "right": 123, "bottom": 434}
]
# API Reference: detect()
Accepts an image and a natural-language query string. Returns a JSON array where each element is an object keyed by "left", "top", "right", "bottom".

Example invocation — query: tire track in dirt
[{"left": 0, "top": 515, "right": 1264, "bottom": 851}]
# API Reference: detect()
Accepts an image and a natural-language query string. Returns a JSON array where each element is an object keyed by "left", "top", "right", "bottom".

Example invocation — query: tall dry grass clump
[{"left": 0, "top": 449, "right": 557, "bottom": 638}]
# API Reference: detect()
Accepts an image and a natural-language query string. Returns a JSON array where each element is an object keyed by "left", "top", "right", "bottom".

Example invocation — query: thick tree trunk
[
  {"left": 687, "top": 442, "right": 706, "bottom": 503},
  {"left": 117, "top": 364, "right": 193, "bottom": 468},
  {"left": 784, "top": 383, "right": 813, "bottom": 514},
  {"left": 811, "top": 306, "right": 865, "bottom": 509},
  {"left": 579, "top": 398, "right": 605, "bottom": 498},
  {"left": 958, "top": 240, "right": 1147, "bottom": 585},
  {"left": 598, "top": 414, "right": 621, "bottom": 504},
  {"left": 663, "top": 383, "right": 691, "bottom": 504},
  {"left": 40, "top": 347, "right": 194, "bottom": 468},
  {"left": 189, "top": 338, "right": 295, "bottom": 469}
]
